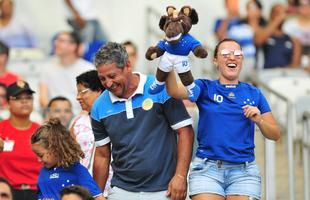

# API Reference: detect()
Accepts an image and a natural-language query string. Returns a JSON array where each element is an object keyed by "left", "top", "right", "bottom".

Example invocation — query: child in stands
[{"left": 31, "top": 118, "right": 105, "bottom": 200}]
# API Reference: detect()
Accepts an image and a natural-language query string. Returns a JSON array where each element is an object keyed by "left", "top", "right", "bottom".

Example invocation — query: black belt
[{"left": 204, "top": 158, "right": 249, "bottom": 168}]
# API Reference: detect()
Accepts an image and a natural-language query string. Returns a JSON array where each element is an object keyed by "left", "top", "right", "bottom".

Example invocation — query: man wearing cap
[{"left": 0, "top": 80, "right": 41, "bottom": 200}]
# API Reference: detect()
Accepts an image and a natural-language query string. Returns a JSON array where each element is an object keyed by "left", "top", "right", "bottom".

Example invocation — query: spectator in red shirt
[{"left": 0, "top": 80, "right": 41, "bottom": 200}]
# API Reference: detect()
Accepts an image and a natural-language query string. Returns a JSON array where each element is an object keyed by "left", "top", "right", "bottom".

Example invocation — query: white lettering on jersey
[{"left": 213, "top": 94, "right": 223, "bottom": 103}]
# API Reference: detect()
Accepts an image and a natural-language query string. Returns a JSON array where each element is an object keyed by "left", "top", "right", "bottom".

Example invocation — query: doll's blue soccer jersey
[
  {"left": 37, "top": 162, "right": 102, "bottom": 200},
  {"left": 194, "top": 79, "right": 271, "bottom": 163},
  {"left": 157, "top": 33, "right": 201, "bottom": 56}
]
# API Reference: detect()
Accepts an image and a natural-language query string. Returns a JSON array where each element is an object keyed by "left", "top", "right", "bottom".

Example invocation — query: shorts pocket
[
  {"left": 189, "top": 157, "right": 214, "bottom": 174},
  {"left": 245, "top": 163, "right": 261, "bottom": 178},
  {"left": 190, "top": 157, "right": 205, "bottom": 171}
]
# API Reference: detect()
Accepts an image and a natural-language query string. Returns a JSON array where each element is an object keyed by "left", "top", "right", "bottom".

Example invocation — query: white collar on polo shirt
[{"left": 109, "top": 72, "right": 146, "bottom": 103}]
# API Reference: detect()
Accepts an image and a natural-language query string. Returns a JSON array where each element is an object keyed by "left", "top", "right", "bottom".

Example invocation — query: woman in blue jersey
[
  {"left": 31, "top": 118, "right": 106, "bottom": 200},
  {"left": 166, "top": 38, "right": 281, "bottom": 200}
]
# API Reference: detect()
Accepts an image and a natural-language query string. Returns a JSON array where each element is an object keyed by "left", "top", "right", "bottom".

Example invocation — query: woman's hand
[
  {"left": 243, "top": 105, "right": 281, "bottom": 141},
  {"left": 242, "top": 105, "right": 262, "bottom": 124}
]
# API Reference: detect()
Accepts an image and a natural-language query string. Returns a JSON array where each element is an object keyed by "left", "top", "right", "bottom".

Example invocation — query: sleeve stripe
[
  {"left": 171, "top": 118, "right": 193, "bottom": 130},
  {"left": 95, "top": 137, "right": 111, "bottom": 147},
  {"left": 93, "top": 193, "right": 103, "bottom": 198}
]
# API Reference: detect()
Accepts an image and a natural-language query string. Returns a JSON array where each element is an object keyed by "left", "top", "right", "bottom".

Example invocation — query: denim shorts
[{"left": 189, "top": 156, "right": 261, "bottom": 199}]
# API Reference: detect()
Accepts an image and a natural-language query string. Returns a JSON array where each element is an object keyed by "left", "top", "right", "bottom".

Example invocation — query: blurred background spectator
[
  {"left": 283, "top": 0, "right": 310, "bottom": 71},
  {"left": 214, "top": 0, "right": 257, "bottom": 81},
  {"left": 44, "top": 96, "right": 73, "bottom": 129},
  {"left": 64, "top": 0, "right": 108, "bottom": 44},
  {"left": 242, "top": 0, "right": 268, "bottom": 37},
  {"left": 79, "top": 40, "right": 105, "bottom": 63},
  {"left": 39, "top": 31, "right": 94, "bottom": 115},
  {"left": 122, "top": 40, "right": 138, "bottom": 69},
  {"left": 256, "top": 3, "right": 301, "bottom": 69},
  {"left": 0, "top": 0, "right": 37, "bottom": 48},
  {"left": 214, "top": 0, "right": 240, "bottom": 41},
  {"left": 0, "top": 41, "right": 20, "bottom": 86}
]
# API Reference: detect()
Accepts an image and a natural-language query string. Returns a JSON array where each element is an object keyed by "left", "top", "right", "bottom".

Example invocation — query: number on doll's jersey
[{"left": 182, "top": 61, "right": 188, "bottom": 67}]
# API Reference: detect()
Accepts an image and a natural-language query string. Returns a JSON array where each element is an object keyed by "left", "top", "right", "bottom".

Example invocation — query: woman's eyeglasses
[
  {"left": 220, "top": 49, "right": 243, "bottom": 59},
  {"left": 77, "top": 88, "right": 90, "bottom": 96}
]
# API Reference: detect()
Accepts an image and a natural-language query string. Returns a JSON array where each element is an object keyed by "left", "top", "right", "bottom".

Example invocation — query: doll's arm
[
  {"left": 193, "top": 45, "right": 208, "bottom": 58},
  {"left": 145, "top": 46, "right": 165, "bottom": 60}
]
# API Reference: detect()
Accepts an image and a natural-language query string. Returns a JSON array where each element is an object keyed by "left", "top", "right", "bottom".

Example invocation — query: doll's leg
[
  {"left": 179, "top": 71, "right": 200, "bottom": 102},
  {"left": 176, "top": 58, "right": 200, "bottom": 102},
  {"left": 148, "top": 53, "right": 172, "bottom": 94},
  {"left": 156, "top": 69, "right": 169, "bottom": 82},
  {"left": 179, "top": 70, "right": 194, "bottom": 86},
  {"left": 149, "top": 69, "right": 169, "bottom": 94}
]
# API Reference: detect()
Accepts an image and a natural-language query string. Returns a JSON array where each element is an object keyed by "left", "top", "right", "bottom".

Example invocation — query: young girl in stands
[{"left": 31, "top": 118, "right": 106, "bottom": 200}]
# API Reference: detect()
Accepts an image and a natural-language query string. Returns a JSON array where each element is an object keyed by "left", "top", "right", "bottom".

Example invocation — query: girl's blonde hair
[{"left": 31, "top": 118, "right": 84, "bottom": 168}]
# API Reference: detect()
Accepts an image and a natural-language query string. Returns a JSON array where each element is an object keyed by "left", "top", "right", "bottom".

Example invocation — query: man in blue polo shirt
[{"left": 91, "top": 42, "right": 194, "bottom": 200}]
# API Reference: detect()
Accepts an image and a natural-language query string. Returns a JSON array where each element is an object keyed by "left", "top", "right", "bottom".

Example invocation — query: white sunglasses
[{"left": 220, "top": 49, "right": 243, "bottom": 59}]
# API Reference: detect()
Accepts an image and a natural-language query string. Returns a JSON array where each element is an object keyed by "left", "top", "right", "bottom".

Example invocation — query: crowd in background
[{"left": 0, "top": 0, "right": 309, "bottom": 199}]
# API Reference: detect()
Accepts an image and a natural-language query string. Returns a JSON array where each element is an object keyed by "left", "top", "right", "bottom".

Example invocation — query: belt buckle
[
  {"left": 216, "top": 160, "right": 222, "bottom": 168},
  {"left": 21, "top": 184, "right": 30, "bottom": 190}
]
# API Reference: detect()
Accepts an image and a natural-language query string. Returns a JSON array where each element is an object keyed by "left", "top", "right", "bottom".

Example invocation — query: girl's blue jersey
[{"left": 37, "top": 162, "right": 102, "bottom": 200}]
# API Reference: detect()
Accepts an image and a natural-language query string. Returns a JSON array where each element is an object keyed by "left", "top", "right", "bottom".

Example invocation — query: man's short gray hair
[{"left": 94, "top": 42, "right": 128, "bottom": 69}]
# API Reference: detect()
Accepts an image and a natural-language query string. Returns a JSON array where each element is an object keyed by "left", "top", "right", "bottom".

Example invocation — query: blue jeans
[{"left": 189, "top": 157, "right": 261, "bottom": 199}]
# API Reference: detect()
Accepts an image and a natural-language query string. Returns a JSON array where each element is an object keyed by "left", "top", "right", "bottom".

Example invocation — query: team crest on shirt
[
  {"left": 142, "top": 98, "right": 153, "bottom": 110},
  {"left": 228, "top": 92, "right": 235, "bottom": 99},
  {"left": 49, "top": 173, "right": 59, "bottom": 179}
]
